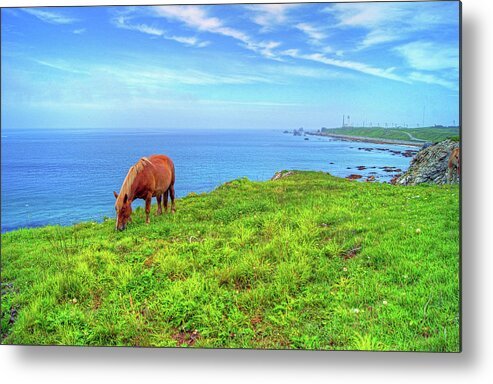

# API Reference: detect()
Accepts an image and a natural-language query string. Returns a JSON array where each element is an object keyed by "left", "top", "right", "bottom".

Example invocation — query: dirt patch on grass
[
  {"left": 91, "top": 289, "right": 102, "bottom": 310},
  {"left": 251, "top": 315, "right": 262, "bottom": 328},
  {"left": 171, "top": 329, "right": 200, "bottom": 346},
  {"left": 144, "top": 256, "right": 155, "bottom": 268},
  {"left": 343, "top": 245, "right": 362, "bottom": 260}
]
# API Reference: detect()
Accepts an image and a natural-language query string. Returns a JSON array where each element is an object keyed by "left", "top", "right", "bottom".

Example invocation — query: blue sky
[{"left": 1, "top": 2, "right": 460, "bottom": 130}]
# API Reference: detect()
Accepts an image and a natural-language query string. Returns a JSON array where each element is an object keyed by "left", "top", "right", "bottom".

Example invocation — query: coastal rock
[
  {"left": 271, "top": 170, "right": 296, "bottom": 181},
  {"left": 346, "top": 174, "right": 363, "bottom": 180},
  {"left": 395, "top": 139, "right": 459, "bottom": 185}
]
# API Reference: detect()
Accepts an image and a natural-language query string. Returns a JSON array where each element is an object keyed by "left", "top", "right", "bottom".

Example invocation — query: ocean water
[{"left": 1, "top": 128, "right": 414, "bottom": 232}]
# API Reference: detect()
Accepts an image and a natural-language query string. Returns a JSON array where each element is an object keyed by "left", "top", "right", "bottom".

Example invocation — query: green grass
[
  {"left": 321, "top": 126, "right": 460, "bottom": 142},
  {"left": 1, "top": 172, "right": 460, "bottom": 351}
]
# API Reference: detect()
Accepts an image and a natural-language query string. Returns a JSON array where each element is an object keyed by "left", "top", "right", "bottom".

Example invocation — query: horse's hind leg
[
  {"left": 170, "top": 184, "right": 176, "bottom": 213},
  {"left": 156, "top": 194, "right": 162, "bottom": 215},
  {"left": 145, "top": 194, "right": 152, "bottom": 224},
  {"left": 163, "top": 189, "right": 169, "bottom": 213}
]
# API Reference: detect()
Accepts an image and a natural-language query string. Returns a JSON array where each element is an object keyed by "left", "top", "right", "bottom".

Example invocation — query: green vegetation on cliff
[
  {"left": 321, "top": 126, "right": 460, "bottom": 143},
  {"left": 1, "top": 172, "right": 460, "bottom": 351}
]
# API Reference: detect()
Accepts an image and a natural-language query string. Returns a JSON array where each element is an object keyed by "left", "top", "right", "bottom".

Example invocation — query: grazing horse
[
  {"left": 447, "top": 147, "right": 460, "bottom": 184},
  {"left": 113, "top": 155, "right": 175, "bottom": 231}
]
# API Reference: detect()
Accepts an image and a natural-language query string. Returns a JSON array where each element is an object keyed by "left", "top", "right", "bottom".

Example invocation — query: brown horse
[
  {"left": 447, "top": 147, "right": 460, "bottom": 184},
  {"left": 113, "top": 155, "right": 175, "bottom": 231}
]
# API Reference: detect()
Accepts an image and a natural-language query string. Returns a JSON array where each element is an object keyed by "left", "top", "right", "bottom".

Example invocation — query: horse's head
[{"left": 113, "top": 191, "right": 132, "bottom": 231}]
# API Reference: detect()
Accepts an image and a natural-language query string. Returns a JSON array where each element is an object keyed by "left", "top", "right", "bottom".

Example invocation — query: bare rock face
[
  {"left": 395, "top": 139, "right": 460, "bottom": 186},
  {"left": 271, "top": 170, "right": 296, "bottom": 181}
]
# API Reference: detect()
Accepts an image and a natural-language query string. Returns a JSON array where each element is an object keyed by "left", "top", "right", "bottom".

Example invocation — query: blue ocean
[{"left": 1, "top": 128, "right": 414, "bottom": 232}]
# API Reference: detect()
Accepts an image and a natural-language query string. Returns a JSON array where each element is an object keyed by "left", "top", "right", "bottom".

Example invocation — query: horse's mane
[{"left": 116, "top": 157, "right": 153, "bottom": 207}]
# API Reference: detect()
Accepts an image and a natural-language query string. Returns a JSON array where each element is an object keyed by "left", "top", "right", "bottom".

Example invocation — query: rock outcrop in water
[{"left": 395, "top": 139, "right": 460, "bottom": 185}]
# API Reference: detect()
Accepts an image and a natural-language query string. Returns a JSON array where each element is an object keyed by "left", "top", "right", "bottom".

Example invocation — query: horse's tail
[
  {"left": 164, "top": 156, "right": 175, "bottom": 187},
  {"left": 170, "top": 160, "right": 175, "bottom": 186}
]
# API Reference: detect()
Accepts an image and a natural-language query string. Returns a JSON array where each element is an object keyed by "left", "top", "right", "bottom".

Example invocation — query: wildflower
[
  {"left": 352, "top": 308, "right": 359, "bottom": 314},
  {"left": 383, "top": 300, "right": 388, "bottom": 305},
  {"left": 343, "top": 267, "right": 348, "bottom": 272}
]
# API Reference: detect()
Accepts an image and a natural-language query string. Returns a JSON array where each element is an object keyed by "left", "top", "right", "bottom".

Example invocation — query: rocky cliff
[{"left": 395, "top": 139, "right": 460, "bottom": 186}]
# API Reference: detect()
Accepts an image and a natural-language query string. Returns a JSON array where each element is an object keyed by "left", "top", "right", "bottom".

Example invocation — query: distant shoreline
[{"left": 307, "top": 132, "right": 425, "bottom": 147}]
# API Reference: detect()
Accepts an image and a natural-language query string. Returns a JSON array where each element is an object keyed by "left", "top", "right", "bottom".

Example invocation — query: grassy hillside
[
  {"left": 321, "top": 127, "right": 460, "bottom": 143},
  {"left": 1, "top": 172, "right": 460, "bottom": 351}
]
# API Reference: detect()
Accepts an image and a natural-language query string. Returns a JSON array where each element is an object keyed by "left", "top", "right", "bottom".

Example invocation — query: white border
[{"left": 2, "top": 0, "right": 493, "bottom": 383}]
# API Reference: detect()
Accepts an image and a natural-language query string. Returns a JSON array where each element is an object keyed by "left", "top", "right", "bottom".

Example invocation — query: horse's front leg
[
  {"left": 145, "top": 194, "right": 152, "bottom": 224},
  {"left": 451, "top": 165, "right": 458, "bottom": 183}
]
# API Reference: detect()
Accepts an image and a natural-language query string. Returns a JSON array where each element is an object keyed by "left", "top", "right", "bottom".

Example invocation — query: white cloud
[
  {"left": 112, "top": 14, "right": 209, "bottom": 48},
  {"left": 110, "top": 4, "right": 456, "bottom": 90},
  {"left": 153, "top": 6, "right": 223, "bottom": 32},
  {"left": 295, "top": 23, "right": 327, "bottom": 44},
  {"left": 327, "top": 2, "right": 458, "bottom": 50},
  {"left": 245, "top": 4, "right": 298, "bottom": 32},
  {"left": 148, "top": 6, "right": 409, "bottom": 85},
  {"left": 328, "top": 3, "right": 402, "bottom": 28},
  {"left": 73, "top": 28, "right": 86, "bottom": 35},
  {"left": 152, "top": 6, "right": 282, "bottom": 60},
  {"left": 409, "top": 72, "right": 457, "bottom": 91},
  {"left": 167, "top": 36, "right": 210, "bottom": 48},
  {"left": 129, "top": 23, "right": 163, "bottom": 37},
  {"left": 97, "top": 64, "right": 276, "bottom": 88},
  {"left": 358, "top": 29, "right": 401, "bottom": 50},
  {"left": 32, "top": 59, "right": 90, "bottom": 75},
  {"left": 113, "top": 15, "right": 164, "bottom": 36},
  {"left": 153, "top": 6, "right": 250, "bottom": 45},
  {"left": 262, "top": 64, "right": 355, "bottom": 81},
  {"left": 200, "top": 99, "right": 301, "bottom": 108},
  {"left": 395, "top": 41, "right": 459, "bottom": 71},
  {"left": 281, "top": 49, "right": 410, "bottom": 84},
  {"left": 22, "top": 9, "right": 78, "bottom": 25}
]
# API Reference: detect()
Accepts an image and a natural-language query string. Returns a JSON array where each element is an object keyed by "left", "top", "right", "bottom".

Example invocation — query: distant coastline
[{"left": 306, "top": 132, "right": 425, "bottom": 147}]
